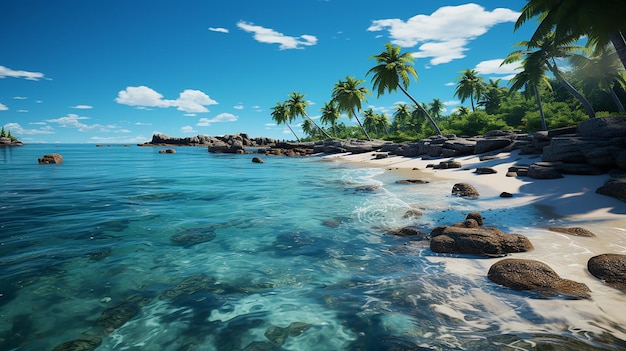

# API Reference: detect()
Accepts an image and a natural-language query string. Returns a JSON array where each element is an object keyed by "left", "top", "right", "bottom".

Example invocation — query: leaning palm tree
[
  {"left": 508, "top": 31, "right": 596, "bottom": 118},
  {"left": 515, "top": 0, "right": 626, "bottom": 70},
  {"left": 570, "top": 44, "right": 626, "bottom": 113},
  {"left": 331, "top": 76, "right": 372, "bottom": 140},
  {"left": 285, "top": 92, "right": 333, "bottom": 139},
  {"left": 392, "top": 103, "right": 412, "bottom": 132},
  {"left": 503, "top": 49, "right": 552, "bottom": 130},
  {"left": 319, "top": 101, "right": 340, "bottom": 137},
  {"left": 270, "top": 101, "right": 300, "bottom": 141},
  {"left": 376, "top": 113, "right": 390, "bottom": 136},
  {"left": 454, "top": 69, "right": 484, "bottom": 112},
  {"left": 367, "top": 42, "right": 442, "bottom": 136}
]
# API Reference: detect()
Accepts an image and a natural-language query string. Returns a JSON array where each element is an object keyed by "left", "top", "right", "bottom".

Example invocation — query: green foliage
[
  {"left": 0, "top": 127, "right": 5, "bottom": 138},
  {"left": 521, "top": 101, "right": 588, "bottom": 131},
  {"left": 442, "top": 111, "right": 509, "bottom": 136}
]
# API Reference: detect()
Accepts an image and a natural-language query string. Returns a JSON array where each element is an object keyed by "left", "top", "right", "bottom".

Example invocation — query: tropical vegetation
[{"left": 270, "top": 1, "right": 625, "bottom": 142}]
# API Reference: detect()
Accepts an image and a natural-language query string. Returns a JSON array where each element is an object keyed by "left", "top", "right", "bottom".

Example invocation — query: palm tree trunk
[
  {"left": 549, "top": 64, "right": 596, "bottom": 118},
  {"left": 398, "top": 85, "right": 443, "bottom": 136},
  {"left": 534, "top": 85, "right": 547, "bottom": 131},
  {"left": 286, "top": 122, "right": 301, "bottom": 142},
  {"left": 351, "top": 110, "right": 372, "bottom": 140},
  {"left": 304, "top": 113, "right": 333, "bottom": 139},
  {"left": 610, "top": 30, "right": 626, "bottom": 71},
  {"left": 609, "top": 86, "right": 626, "bottom": 113}
]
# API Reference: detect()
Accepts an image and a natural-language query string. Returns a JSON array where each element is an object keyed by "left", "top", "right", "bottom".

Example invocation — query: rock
[
  {"left": 38, "top": 153, "right": 63, "bottom": 164},
  {"left": 252, "top": 156, "right": 264, "bottom": 163},
  {"left": 500, "top": 192, "right": 513, "bottom": 198},
  {"left": 374, "top": 153, "right": 388, "bottom": 159},
  {"left": 395, "top": 179, "right": 430, "bottom": 184},
  {"left": 97, "top": 301, "right": 140, "bottom": 329},
  {"left": 488, "top": 258, "right": 591, "bottom": 299},
  {"left": 451, "top": 183, "right": 480, "bottom": 197},
  {"left": 242, "top": 341, "right": 282, "bottom": 351},
  {"left": 434, "top": 159, "right": 462, "bottom": 169},
  {"left": 577, "top": 116, "right": 626, "bottom": 138},
  {"left": 264, "top": 322, "right": 311, "bottom": 346},
  {"left": 596, "top": 178, "right": 626, "bottom": 202},
  {"left": 548, "top": 227, "right": 596, "bottom": 237},
  {"left": 474, "top": 167, "right": 497, "bottom": 174},
  {"left": 617, "top": 150, "right": 626, "bottom": 170},
  {"left": 527, "top": 164, "right": 563, "bottom": 179},
  {"left": 158, "top": 149, "right": 176, "bottom": 154},
  {"left": 465, "top": 212, "right": 484, "bottom": 225},
  {"left": 170, "top": 228, "right": 216, "bottom": 246},
  {"left": 474, "top": 138, "right": 512, "bottom": 154},
  {"left": 52, "top": 335, "right": 102, "bottom": 351},
  {"left": 587, "top": 254, "right": 626, "bottom": 293},
  {"left": 387, "top": 226, "right": 427, "bottom": 239},
  {"left": 430, "top": 226, "right": 533, "bottom": 256},
  {"left": 402, "top": 209, "right": 423, "bottom": 218}
]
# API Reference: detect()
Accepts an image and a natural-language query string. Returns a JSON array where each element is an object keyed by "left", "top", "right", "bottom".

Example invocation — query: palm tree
[
  {"left": 319, "top": 101, "right": 340, "bottom": 137},
  {"left": 363, "top": 108, "right": 379, "bottom": 136},
  {"left": 270, "top": 101, "right": 300, "bottom": 141},
  {"left": 454, "top": 69, "right": 484, "bottom": 112},
  {"left": 570, "top": 44, "right": 626, "bottom": 113},
  {"left": 367, "top": 43, "right": 442, "bottom": 135},
  {"left": 507, "top": 31, "right": 596, "bottom": 118},
  {"left": 503, "top": 49, "right": 552, "bottom": 130},
  {"left": 479, "top": 79, "right": 507, "bottom": 114},
  {"left": 376, "top": 113, "right": 390, "bottom": 136},
  {"left": 392, "top": 104, "right": 412, "bottom": 132},
  {"left": 285, "top": 92, "right": 333, "bottom": 139},
  {"left": 302, "top": 119, "right": 317, "bottom": 138},
  {"left": 331, "top": 76, "right": 372, "bottom": 140},
  {"left": 456, "top": 106, "right": 471, "bottom": 116},
  {"left": 515, "top": 0, "right": 626, "bottom": 70},
  {"left": 429, "top": 98, "right": 444, "bottom": 118}
]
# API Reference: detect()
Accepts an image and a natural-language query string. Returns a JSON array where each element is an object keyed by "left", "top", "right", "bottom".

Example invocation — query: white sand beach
[{"left": 326, "top": 149, "right": 626, "bottom": 341}]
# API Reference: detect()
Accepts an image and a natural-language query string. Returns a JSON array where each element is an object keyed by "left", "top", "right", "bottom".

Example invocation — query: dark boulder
[
  {"left": 451, "top": 183, "right": 480, "bottom": 197},
  {"left": 252, "top": 156, "right": 264, "bottom": 163},
  {"left": 527, "top": 164, "right": 563, "bottom": 179},
  {"left": 596, "top": 178, "right": 626, "bottom": 202},
  {"left": 587, "top": 253, "right": 626, "bottom": 293},
  {"left": 577, "top": 116, "right": 626, "bottom": 138},
  {"left": 430, "top": 226, "right": 533, "bottom": 256},
  {"left": 52, "top": 335, "right": 102, "bottom": 351},
  {"left": 474, "top": 138, "right": 513, "bottom": 154},
  {"left": 488, "top": 258, "right": 591, "bottom": 299}
]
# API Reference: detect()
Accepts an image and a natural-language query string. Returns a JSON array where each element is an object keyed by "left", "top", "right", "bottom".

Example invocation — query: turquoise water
[{"left": 1, "top": 144, "right": 625, "bottom": 350}]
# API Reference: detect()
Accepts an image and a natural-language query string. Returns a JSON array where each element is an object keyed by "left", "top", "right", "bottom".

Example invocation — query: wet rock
[
  {"left": 252, "top": 156, "right": 264, "bottom": 163},
  {"left": 588, "top": 253, "right": 626, "bottom": 293},
  {"left": 474, "top": 167, "right": 497, "bottom": 174},
  {"left": 242, "top": 341, "right": 282, "bottom": 351},
  {"left": 38, "top": 153, "right": 63, "bottom": 164},
  {"left": 500, "top": 192, "right": 513, "bottom": 198},
  {"left": 386, "top": 226, "right": 428, "bottom": 240},
  {"left": 161, "top": 274, "right": 217, "bottom": 299},
  {"left": 488, "top": 258, "right": 591, "bottom": 299},
  {"left": 451, "top": 183, "right": 480, "bottom": 197},
  {"left": 465, "top": 212, "right": 484, "bottom": 226},
  {"left": 158, "top": 149, "right": 176, "bottom": 154},
  {"left": 403, "top": 208, "right": 423, "bottom": 218},
  {"left": 430, "top": 226, "right": 533, "bottom": 256},
  {"left": 395, "top": 179, "right": 430, "bottom": 184},
  {"left": 52, "top": 335, "right": 102, "bottom": 351},
  {"left": 548, "top": 227, "right": 596, "bottom": 237},
  {"left": 170, "top": 227, "right": 217, "bottom": 246}
]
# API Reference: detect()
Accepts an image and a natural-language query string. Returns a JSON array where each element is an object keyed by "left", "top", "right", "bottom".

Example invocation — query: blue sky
[{"left": 0, "top": 0, "right": 535, "bottom": 143}]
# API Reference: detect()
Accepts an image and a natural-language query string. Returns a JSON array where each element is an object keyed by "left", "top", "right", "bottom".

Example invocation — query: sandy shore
[{"left": 327, "top": 149, "right": 626, "bottom": 224}]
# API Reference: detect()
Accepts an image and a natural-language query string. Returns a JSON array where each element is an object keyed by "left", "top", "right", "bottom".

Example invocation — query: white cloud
[
  {"left": 13, "top": 96, "right": 27, "bottom": 100},
  {"left": 368, "top": 4, "right": 519, "bottom": 65},
  {"left": 197, "top": 113, "right": 238, "bottom": 126},
  {"left": 115, "top": 86, "right": 218, "bottom": 113},
  {"left": 134, "top": 122, "right": 152, "bottom": 126},
  {"left": 46, "top": 113, "right": 124, "bottom": 133},
  {"left": 474, "top": 59, "right": 521, "bottom": 80},
  {"left": 3, "top": 122, "right": 54, "bottom": 135},
  {"left": 0, "top": 103, "right": 7, "bottom": 111},
  {"left": 181, "top": 125, "right": 196, "bottom": 133},
  {"left": 0, "top": 65, "right": 46, "bottom": 81},
  {"left": 234, "top": 104, "right": 244, "bottom": 110},
  {"left": 17, "top": 110, "right": 28, "bottom": 113},
  {"left": 237, "top": 21, "right": 317, "bottom": 49},
  {"left": 71, "top": 105, "right": 93, "bottom": 109},
  {"left": 208, "top": 27, "right": 229, "bottom": 33}
]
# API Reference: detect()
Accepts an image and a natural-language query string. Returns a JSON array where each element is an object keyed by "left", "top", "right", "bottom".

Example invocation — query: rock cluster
[{"left": 140, "top": 133, "right": 275, "bottom": 152}]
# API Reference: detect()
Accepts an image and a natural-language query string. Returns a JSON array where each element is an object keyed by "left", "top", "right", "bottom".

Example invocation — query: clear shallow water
[{"left": 1, "top": 144, "right": 625, "bottom": 351}]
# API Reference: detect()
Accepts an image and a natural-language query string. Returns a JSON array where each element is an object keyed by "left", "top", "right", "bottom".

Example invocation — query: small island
[{"left": 0, "top": 127, "right": 23, "bottom": 146}]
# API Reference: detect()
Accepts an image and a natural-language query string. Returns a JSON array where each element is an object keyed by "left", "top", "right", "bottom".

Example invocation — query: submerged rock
[
  {"left": 170, "top": 227, "right": 216, "bottom": 246},
  {"left": 488, "top": 258, "right": 591, "bottom": 299},
  {"left": 264, "top": 322, "right": 311, "bottom": 346},
  {"left": 96, "top": 301, "right": 141, "bottom": 329},
  {"left": 548, "top": 226, "right": 596, "bottom": 237},
  {"left": 52, "top": 335, "right": 102, "bottom": 351}
]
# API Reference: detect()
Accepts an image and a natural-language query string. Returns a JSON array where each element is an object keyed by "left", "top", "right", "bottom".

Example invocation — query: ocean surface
[{"left": 1, "top": 144, "right": 625, "bottom": 351}]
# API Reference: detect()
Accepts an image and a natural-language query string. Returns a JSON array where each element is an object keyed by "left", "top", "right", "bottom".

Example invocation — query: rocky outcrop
[
  {"left": 429, "top": 212, "right": 533, "bottom": 256},
  {"left": 488, "top": 258, "right": 591, "bottom": 299},
  {"left": 140, "top": 133, "right": 275, "bottom": 150},
  {"left": 548, "top": 227, "right": 596, "bottom": 237},
  {"left": 38, "top": 153, "right": 63, "bottom": 164},
  {"left": 451, "top": 183, "right": 480, "bottom": 197},
  {"left": 587, "top": 253, "right": 626, "bottom": 293},
  {"left": 0, "top": 137, "right": 23, "bottom": 146}
]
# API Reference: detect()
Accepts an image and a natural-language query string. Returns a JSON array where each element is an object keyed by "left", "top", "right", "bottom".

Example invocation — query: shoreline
[{"left": 326, "top": 149, "right": 626, "bottom": 225}]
